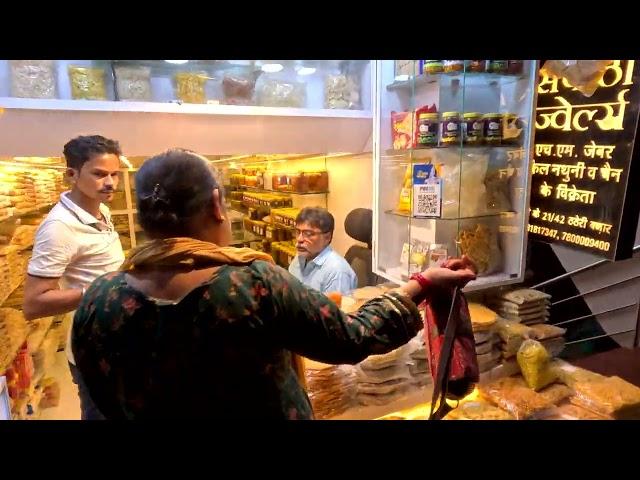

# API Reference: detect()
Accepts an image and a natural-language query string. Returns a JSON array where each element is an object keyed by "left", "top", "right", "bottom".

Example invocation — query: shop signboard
[{"left": 529, "top": 60, "right": 640, "bottom": 260}]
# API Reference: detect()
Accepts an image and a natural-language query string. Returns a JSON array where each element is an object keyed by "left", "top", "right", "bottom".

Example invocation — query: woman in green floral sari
[{"left": 72, "top": 148, "right": 476, "bottom": 419}]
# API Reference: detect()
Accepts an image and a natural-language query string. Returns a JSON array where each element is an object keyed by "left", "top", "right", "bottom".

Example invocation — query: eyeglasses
[{"left": 295, "top": 228, "right": 329, "bottom": 240}]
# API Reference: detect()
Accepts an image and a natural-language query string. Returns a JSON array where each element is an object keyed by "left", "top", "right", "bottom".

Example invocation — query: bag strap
[{"left": 429, "top": 287, "right": 460, "bottom": 420}]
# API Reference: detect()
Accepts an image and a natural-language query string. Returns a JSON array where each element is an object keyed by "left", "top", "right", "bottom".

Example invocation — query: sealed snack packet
[
  {"left": 541, "top": 60, "right": 613, "bottom": 97},
  {"left": 517, "top": 339, "right": 557, "bottom": 391}
]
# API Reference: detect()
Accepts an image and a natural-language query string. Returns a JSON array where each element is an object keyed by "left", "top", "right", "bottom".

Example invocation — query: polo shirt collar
[{"left": 59, "top": 191, "right": 111, "bottom": 226}]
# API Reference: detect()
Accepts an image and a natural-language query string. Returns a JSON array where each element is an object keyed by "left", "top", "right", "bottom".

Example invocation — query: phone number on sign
[{"left": 528, "top": 224, "right": 611, "bottom": 252}]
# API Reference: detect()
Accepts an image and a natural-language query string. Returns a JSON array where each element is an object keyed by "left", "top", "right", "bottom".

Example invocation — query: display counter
[{"left": 304, "top": 285, "right": 640, "bottom": 420}]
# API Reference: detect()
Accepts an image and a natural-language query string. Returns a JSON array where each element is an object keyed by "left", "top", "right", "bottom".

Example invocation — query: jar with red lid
[
  {"left": 443, "top": 61, "right": 464, "bottom": 73},
  {"left": 465, "top": 60, "right": 486, "bottom": 73},
  {"left": 508, "top": 60, "right": 524, "bottom": 75},
  {"left": 290, "top": 172, "right": 309, "bottom": 193},
  {"left": 487, "top": 60, "right": 509, "bottom": 74}
]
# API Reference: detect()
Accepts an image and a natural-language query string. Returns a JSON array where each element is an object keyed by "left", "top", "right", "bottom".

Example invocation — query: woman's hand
[
  {"left": 399, "top": 256, "right": 477, "bottom": 303},
  {"left": 421, "top": 263, "right": 476, "bottom": 289},
  {"left": 441, "top": 255, "right": 477, "bottom": 274}
]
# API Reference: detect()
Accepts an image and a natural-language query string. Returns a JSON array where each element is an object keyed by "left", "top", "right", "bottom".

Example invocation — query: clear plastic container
[
  {"left": 174, "top": 72, "right": 208, "bottom": 104},
  {"left": 115, "top": 65, "right": 152, "bottom": 101},
  {"left": 68, "top": 66, "right": 107, "bottom": 100},
  {"left": 10, "top": 60, "right": 57, "bottom": 99}
]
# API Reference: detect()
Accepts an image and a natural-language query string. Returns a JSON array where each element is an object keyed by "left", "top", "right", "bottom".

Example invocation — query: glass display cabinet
[{"left": 372, "top": 60, "right": 539, "bottom": 291}]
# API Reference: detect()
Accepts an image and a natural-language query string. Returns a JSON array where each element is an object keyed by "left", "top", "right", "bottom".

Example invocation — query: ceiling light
[
  {"left": 261, "top": 63, "right": 283, "bottom": 73},
  {"left": 165, "top": 60, "right": 189, "bottom": 65},
  {"left": 296, "top": 66, "right": 316, "bottom": 76}
]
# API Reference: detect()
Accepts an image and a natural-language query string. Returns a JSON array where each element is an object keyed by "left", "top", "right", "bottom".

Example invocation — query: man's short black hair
[
  {"left": 295, "top": 207, "right": 335, "bottom": 236},
  {"left": 63, "top": 135, "right": 122, "bottom": 170}
]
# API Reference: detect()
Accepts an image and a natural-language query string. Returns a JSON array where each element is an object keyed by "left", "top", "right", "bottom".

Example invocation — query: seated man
[{"left": 288, "top": 207, "right": 357, "bottom": 295}]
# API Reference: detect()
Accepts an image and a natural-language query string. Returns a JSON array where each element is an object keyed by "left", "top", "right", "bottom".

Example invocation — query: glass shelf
[
  {"left": 386, "top": 72, "right": 527, "bottom": 92},
  {"left": 384, "top": 145, "right": 523, "bottom": 157},
  {"left": 111, "top": 60, "right": 253, "bottom": 77},
  {"left": 385, "top": 210, "right": 517, "bottom": 220},
  {"left": 243, "top": 186, "right": 329, "bottom": 195},
  {"left": 373, "top": 60, "right": 538, "bottom": 290},
  {"left": 381, "top": 266, "right": 519, "bottom": 291}
]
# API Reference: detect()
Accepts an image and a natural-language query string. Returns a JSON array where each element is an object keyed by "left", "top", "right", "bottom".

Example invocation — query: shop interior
[{"left": 1, "top": 59, "right": 639, "bottom": 421}]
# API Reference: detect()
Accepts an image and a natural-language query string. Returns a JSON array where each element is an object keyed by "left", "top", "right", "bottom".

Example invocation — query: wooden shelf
[
  {"left": 0, "top": 277, "right": 25, "bottom": 307},
  {"left": 0, "top": 204, "right": 53, "bottom": 224},
  {"left": 273, "top": 222, "right": 296, "bottom": 231}
]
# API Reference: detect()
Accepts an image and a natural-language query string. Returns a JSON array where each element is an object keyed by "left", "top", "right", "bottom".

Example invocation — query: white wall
[
  {"left": 327, "top": 153, "right": 373, "bottom": 256},
  {"left": 268, "top": 152, "right": 374, "bottom": 256},
  {"left": 0, "top": 109, "right": 372, "bottom": 157}
]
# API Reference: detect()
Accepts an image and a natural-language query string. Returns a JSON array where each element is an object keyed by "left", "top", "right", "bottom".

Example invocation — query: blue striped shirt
[{"left": 288, "top": 246, "right": 357, "bottom": 295}]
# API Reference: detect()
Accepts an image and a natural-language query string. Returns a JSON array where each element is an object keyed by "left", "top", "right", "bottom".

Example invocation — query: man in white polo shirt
[{"left": 23, "top": 135, "right": 125, "bottom": 420}]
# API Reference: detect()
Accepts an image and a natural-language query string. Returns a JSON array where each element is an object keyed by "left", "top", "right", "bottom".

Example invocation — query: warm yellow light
[
  {"left": 208, "top": 152, "right": 355, "bottom": 168},
  {"left": 209, "top": 155, "right": 253, "bottom": 164},
  {"left": 120, "top": 155, "right": 133, "bottom": 168},
  {"left": 377, "top": 387, "right": 481, "bottom": 420},
  {"left": 0, "top": 157, "right": 65, "bottom": 170}
]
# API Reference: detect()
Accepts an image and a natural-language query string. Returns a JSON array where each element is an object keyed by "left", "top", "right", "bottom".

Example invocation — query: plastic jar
[
  {"left": 424, "top": 60, "right": 444, "bottom": 74},
  {"left": 465, "top": 60, "right": 486, "bottom": 73},
  {"left": 487, "top": 61, "right": 509, "bottom": 74},
  {"left": 483, "top": 113, "right": 503, "bottom": 144},
  {"left": 443, "top": 61, "right": 465, "bottom": 73},
  {"left": 463, "top": 112, "right": 484, "bottom": 145},
  {"left": 416, "top": 113, "right": 440, "bottom": 147},
  {"left": 441, "top": 112, "right": 461, "bottom": 145}
]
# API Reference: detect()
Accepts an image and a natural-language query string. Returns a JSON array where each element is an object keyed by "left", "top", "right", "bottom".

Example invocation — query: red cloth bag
[{"left": 423, "top": 287, "right": 479, "bottom": 419}]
